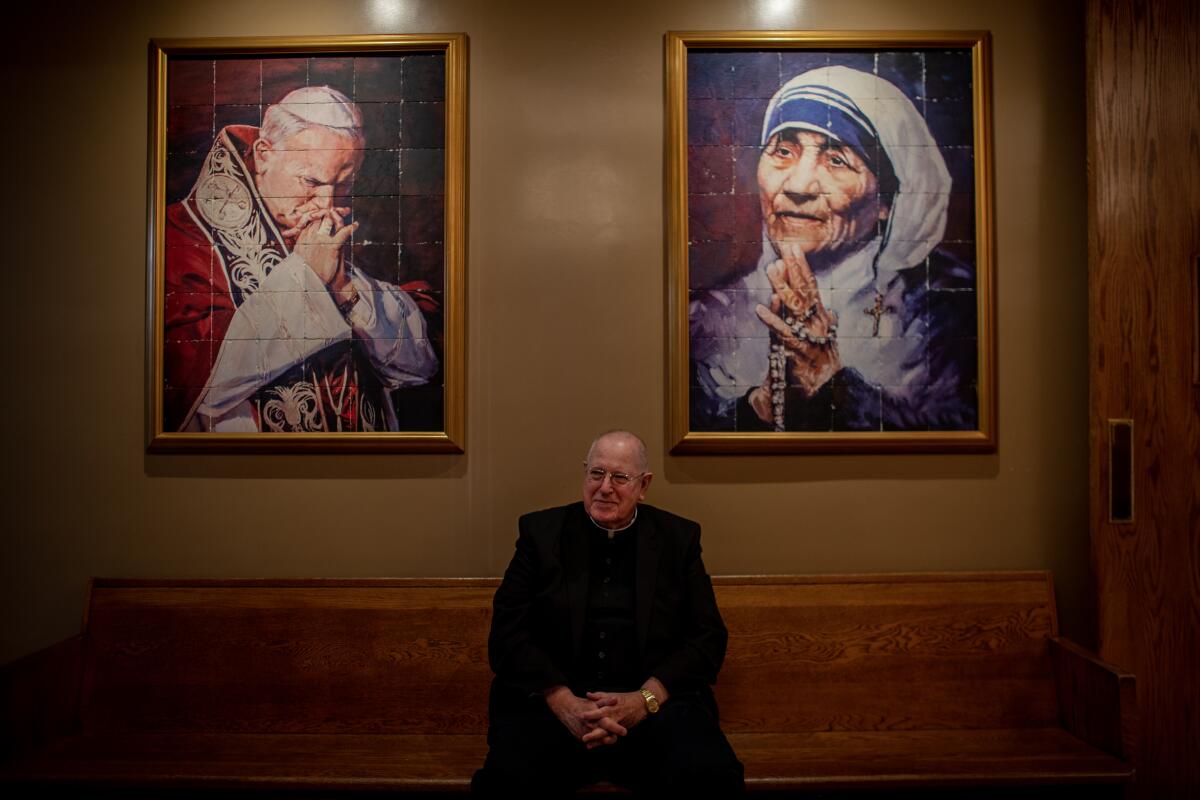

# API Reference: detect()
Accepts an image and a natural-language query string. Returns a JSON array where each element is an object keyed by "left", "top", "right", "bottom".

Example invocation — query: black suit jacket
[{"left": 487, "top": 502, "right": 728, "bottom": 707}]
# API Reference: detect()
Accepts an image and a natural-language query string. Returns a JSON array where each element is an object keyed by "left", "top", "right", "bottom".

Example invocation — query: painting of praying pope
[{"left": 149, "top": 37, "right": 466, "bottom": 451}]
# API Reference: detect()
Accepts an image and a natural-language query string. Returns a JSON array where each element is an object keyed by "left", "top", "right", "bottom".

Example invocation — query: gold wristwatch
[{"left": 639, "top": 687, "right": 660, "bottom": 714}]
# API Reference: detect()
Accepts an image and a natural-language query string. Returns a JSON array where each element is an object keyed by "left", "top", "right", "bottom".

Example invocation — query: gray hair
[
  {"left": 260, "top": 85, "right": 364, "bottom": 148},
  {"left": 586, "top": 430, "right": 650, "bottom": 474}
]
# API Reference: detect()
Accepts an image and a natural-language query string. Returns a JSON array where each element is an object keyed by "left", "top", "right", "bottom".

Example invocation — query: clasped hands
[
  {"left": 284, "top": 203, "right": 360, "bottom": 310},
  {"left": 748, "top": 241, "right": 843, "bottom": 422},
  {"left": 544, "top": 684, "right": 659, "bottom": 750}
]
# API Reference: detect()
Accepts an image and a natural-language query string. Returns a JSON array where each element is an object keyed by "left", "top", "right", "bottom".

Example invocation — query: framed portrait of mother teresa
[
  {"left": 146, "top": 35, "right": 467, "bottom": 452},
  {"left": 667, "top": 31, "right": 995, "bottom": 454}
]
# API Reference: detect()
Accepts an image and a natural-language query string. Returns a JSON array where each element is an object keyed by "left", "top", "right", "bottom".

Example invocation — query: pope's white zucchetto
[{"left": 261, "top": 85, "right": 364, "bottom": 145}]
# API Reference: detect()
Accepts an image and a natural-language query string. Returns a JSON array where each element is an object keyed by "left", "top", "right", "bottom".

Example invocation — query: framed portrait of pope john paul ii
[
  {"left": 666, "top": 31, "right": 995, "bottom": 454},
  {"left": 147, "top": 35, "right": 466, "bottom": 452}
]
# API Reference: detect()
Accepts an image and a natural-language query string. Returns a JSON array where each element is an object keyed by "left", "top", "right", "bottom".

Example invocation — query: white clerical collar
[{"left": 588, "top": 507, "right": 638, "bottom": 539}]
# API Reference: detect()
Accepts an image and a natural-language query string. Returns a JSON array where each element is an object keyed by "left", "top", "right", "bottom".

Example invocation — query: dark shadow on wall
[{"left": 144, "top": 452, "right": 468, "bottom": 481}]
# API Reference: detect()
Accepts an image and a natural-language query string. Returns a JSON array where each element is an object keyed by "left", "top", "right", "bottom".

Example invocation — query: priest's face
[
  {"left": 253, "top": 126, "right": 363, "bottom": 231},
  {"left": 582, "top": 434, "right": 652, "bottom": 530},
  {"left": 757, "top": 129, "right": 889, "bottom": 266}
]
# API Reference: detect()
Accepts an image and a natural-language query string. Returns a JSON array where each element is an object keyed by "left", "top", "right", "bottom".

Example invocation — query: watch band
[
  {"left": 639, "top": 687, "right": 660, "bottom": 714},
  {"left": 335, "top": 292, "right": 359, "bottom": 315}
]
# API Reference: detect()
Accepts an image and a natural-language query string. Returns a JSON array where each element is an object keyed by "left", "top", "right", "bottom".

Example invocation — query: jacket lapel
[
  {"left": 563, "top": 505, "right": 590, "bottom": 662},
  {"left": 635, "top": 506, "right": 660, "bottom": 649}
]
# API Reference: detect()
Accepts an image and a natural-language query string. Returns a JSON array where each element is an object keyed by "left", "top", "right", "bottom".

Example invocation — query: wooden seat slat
[
  {"left": 12, "top": 733, "right": 486, "bottom": 789},
  {"left": 736, "top": 729, "right": 1132, "bottom": 788},
  {"left": 6, "top": 729, "right": 1130, "bottom": 791}
]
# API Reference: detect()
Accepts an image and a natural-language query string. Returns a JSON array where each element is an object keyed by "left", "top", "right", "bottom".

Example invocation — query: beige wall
[{"left": 0, "top": 0, "right": 1088, "bottom": 664}]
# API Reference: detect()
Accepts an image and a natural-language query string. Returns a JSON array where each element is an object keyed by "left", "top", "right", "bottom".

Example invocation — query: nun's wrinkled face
[{"left": 757, "top": 129, "right": 889, "bottom": 265}]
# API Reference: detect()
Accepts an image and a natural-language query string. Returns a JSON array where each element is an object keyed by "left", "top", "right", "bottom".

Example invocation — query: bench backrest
[
  {"left": 715, "top": 573, "right": 1060, "bottom": 732},
  {"left": 80, "top": 573, "right": 1059, "bottom": 735},
  {"left": 82, "top": 580, "right": 496, "bottom": 735}
]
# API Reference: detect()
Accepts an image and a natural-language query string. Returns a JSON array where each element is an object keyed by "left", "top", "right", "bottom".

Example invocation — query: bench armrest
[
  {"left": 1, "top": 635, "right": 83, "bottom": 758},
  {"left": 1048, "top": 636, "right": 1136, "bottom": 762}
]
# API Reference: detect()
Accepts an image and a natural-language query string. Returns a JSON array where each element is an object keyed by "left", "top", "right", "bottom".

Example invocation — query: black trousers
[{"left": 472, "top": 691, "right": 745, "bottom": 798}]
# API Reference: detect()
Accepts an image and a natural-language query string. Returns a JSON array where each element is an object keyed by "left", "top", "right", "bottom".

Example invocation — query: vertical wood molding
[{"left": 1087, "top": 0, "right": 1200, "bottom": 796}]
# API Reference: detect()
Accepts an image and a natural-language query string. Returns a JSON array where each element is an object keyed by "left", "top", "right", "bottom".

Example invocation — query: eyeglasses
[{"left": 583, "top": 465, "right": 645, "bottom": 487}]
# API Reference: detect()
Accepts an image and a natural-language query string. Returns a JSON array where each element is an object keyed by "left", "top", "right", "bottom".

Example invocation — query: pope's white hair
[{"left": 260, "top": 85, "right": 364, "bottom": 148}]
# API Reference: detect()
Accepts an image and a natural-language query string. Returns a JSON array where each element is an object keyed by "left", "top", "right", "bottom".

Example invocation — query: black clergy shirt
[{"left": 571, "top": 514, "right": 641, "bottom": 694}]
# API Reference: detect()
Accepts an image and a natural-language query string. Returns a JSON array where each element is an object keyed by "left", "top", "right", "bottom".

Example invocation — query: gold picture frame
[
  {"left": 147, "top": 34, "right": 467, "bottom": 452},
  {"left": 666, "top": 31, "right": 995, "bottom": 453}
]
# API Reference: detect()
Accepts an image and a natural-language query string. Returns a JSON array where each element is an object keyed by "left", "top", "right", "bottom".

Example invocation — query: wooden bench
[{"left": 1, "top": 573, "right": 1135, "bottom": 795}]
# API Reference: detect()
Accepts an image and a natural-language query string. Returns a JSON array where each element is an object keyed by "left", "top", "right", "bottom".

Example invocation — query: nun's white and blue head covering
[{"left": 759, "top": 65, "right": 952, "bottom": 279}]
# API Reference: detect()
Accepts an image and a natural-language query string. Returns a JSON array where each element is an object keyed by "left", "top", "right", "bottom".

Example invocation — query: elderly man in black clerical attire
[{"left": 472, "top": 430, "right": 744, "bottom": 796}]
